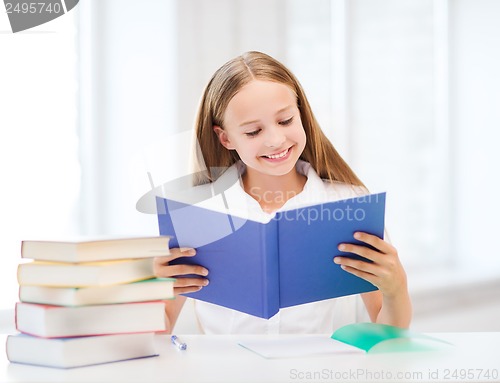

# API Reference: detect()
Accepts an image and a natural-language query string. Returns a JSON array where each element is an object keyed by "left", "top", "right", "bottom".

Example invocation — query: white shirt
[{"left": 190, "top": 160, "right": 372, "bottom": 334}]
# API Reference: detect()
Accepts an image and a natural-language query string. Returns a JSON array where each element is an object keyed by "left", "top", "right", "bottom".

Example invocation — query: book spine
[
  {"left": 13, "top": 302, "right": 19, "bottom": 331},
  {"left": 260, "top": 218, "right": 280, "bottom": 319}
]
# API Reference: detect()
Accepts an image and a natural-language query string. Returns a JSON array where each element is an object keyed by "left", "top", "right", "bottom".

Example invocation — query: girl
[{"left": 154, "top": 51, "right": 411, "bottom": 334}]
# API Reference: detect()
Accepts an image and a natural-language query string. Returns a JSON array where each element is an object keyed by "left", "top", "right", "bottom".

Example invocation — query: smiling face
[{"left": 214, "top": 80, "right": 307, "bottom": 180}]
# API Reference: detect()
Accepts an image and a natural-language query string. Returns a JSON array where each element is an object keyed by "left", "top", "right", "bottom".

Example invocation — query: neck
[{"left": 242, "top": 166, "right": 307, "bottom": 213}]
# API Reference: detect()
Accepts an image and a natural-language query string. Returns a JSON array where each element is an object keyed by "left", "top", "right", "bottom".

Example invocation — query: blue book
[{"left": 157, "top": 192, "right": 385, "bottom": 319}]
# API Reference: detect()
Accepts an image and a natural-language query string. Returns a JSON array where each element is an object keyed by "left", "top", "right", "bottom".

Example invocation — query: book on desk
[
  {"left": 6, "top": 332, "right": 159, "bottom": 369},
  {"left": 157, "top": 192, "right": 385, "bottom": 319}
]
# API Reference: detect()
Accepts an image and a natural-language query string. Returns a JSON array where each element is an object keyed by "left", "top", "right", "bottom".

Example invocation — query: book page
[{"left": 238, "top": 335, "right": 364, "bottom": 358}]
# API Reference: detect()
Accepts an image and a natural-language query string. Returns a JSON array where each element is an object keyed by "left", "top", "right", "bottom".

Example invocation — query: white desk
[{"left": 1, "top": 333, "right": 499, "bottom": 383}]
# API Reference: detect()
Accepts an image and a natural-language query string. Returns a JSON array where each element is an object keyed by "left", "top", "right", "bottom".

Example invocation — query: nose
[{"left": 263, "top": 126, "right": 286, "bottom": 148}]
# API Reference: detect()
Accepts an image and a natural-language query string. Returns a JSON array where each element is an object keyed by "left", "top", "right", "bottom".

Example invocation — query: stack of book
[{"left": 6, "top": 236, "right": 174, "bottom": 368}]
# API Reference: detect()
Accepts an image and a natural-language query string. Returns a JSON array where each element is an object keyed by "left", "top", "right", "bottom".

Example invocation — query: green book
[{"left": 332, "top": 323, "right": 452, "bottom": 353}]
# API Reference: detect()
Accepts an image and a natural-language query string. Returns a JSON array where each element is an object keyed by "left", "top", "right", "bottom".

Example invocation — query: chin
[{"left": 259, "top": 160, "right": 299, "bottom": 177}]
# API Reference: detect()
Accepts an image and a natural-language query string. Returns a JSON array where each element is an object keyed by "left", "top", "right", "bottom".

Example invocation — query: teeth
[{"left": 265, "top": 148, "right": 289, "bottom": 159}]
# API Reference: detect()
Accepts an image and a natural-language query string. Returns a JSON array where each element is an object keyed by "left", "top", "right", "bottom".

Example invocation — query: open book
[
  {"left": 238, "top": 323, "right": 451, "bottom": 358},
  {"left": 157, "top": 192, "right": 385, "bottom": 319}
]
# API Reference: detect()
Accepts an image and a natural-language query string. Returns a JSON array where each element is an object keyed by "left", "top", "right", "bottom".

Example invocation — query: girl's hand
[
  {"left": 153, "top": 248, "right": 209, "bottom": 295},
  {"left": 334, "top": 232, "right": 407, "bottom": 298}
]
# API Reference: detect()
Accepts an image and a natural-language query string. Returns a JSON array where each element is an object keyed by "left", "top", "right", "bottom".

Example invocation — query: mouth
[{"left": 261, "top": 146, "right": 292, "bottom": 161}]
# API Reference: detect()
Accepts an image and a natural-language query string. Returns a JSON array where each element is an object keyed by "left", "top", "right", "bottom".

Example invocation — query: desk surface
[{"left": 2, "top": 333, "right": 499, "bottom": 383}]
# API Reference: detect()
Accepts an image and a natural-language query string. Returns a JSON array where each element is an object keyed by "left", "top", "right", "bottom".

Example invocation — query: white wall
[
  {"left": 0, "top": 10, "right": 80, "bottom": 309},
  {"left": 450, "top": 0, "right": 500, "bottom": 267}
]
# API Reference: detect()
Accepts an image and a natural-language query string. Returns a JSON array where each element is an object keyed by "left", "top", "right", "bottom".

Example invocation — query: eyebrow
[{"left": 238, "top": 105, "right": 295, "bottom": 127}]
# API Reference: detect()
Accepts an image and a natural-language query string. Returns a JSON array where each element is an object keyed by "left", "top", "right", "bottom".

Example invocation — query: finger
[
  {"left": 154, "top": 247, "right": 197, "bottom": 265},
  {"left": 154, "top": 262, "right": 209, "bottom": 278},
  {"left": 353, "top": 232, "right": 395, "bottom": 254},
  {"left": 173, "top": 276, "right": 209, "bottom": 296},
  {"left": 168, "top": 264, "right": 209, "bottom": 277},
  {"left": 334, "top": 256, "right": 380, "bottom": 276},
  {"left": 174, "top": 286, "right": 203, "bottom": 295},
  {"left": 337, "top": 243, "right": 382, "bottom": 263},
  {"left": 171, "top": 247, "right": 197, "bottom": 257},
  {"left": 173, "top": 277, "right": 209, "bottom": 289}
]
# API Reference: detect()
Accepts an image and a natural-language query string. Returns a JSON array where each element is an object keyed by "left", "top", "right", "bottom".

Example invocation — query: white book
[
  {"left": 21, "top": 236, "right": 171, "bottom": 263},
  {"left": 6, "top": 332, "right": 158, "bottom": 369},
  {"left": 17, "top": 258, "right": 155, "bottom": 287},
  {"left": 15, "top": 301, "right": 166, "bottom": 337},
  {"left": 19, "top": 278, "right": 175, "bottom": 306}
]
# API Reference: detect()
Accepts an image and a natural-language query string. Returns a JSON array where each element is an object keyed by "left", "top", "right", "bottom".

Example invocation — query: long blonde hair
[{"left": 192, "top": 51, "right": 364, "bottom": 187}]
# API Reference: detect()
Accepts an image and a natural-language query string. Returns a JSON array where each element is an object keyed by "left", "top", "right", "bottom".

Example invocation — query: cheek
[
  {"left": 230, "top": 136, "right": 260, "bottom": 158},
  {"left": 292, "top": 124, "right": 307, "bottom": 146},
  {"left": 241, "top": 139, "right": 263, "bottom": 156}
]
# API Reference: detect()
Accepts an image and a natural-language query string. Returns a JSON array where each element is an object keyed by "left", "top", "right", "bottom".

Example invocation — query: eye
[
  {"left": 279, "top": 117, "right": 293, "bottom": 126},
  {"left": 245, "top": 129, "right": 261, "bottom": 137}
]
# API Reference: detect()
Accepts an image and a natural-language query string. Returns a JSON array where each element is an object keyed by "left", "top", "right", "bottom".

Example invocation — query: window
[
  {"left": 284, "top": 0, "right": 500, "bottom": 277},
  {"left": 286, "top": 0, "right": 444, "bottom": 270},
  {"left": 0, "top": 10, "right": 79, "bottom": 309},
  {"left": 346, "top": 0, "right": 442, "bottom": 270}
]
